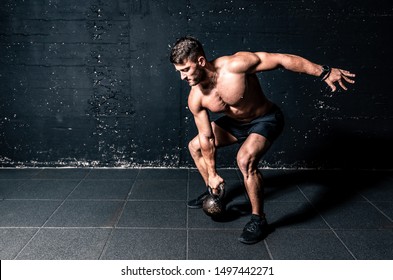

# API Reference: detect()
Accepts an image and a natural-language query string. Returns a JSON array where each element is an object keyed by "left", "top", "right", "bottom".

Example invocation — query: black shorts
[{"left": 214, "top": 104, "right": 284, "bottom": 144}]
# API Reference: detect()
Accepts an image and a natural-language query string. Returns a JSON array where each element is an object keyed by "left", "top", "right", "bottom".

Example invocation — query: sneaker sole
[
  {"left": 187, "top": 204, "right": 203, "bottom": 209},
  {"left": 238, "top": 237, "right": 263, "bottom": 245}
]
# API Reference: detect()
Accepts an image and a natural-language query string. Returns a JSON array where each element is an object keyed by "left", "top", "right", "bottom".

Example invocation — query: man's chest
[{"left": 203, "top": 75, "right": 247, "bottom": 108}]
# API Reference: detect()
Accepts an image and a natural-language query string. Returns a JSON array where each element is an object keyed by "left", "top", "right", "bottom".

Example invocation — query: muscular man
[{"left": 170, "top": 36, "right": 355, "bottom": 244}]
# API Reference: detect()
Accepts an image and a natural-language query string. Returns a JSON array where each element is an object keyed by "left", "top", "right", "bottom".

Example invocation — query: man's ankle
[{"left": 251, "top": 213, "right": 266, "bottom": 221}]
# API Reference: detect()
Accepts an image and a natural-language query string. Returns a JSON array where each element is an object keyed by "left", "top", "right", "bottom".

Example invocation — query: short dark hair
[{"left": 170, "top": 36, "right": 206, "bottom": 64}]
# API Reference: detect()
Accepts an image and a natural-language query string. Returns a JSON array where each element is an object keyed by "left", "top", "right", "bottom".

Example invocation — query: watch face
[{"left": 323, "top": 65, "right": 330, "bottom": 72}]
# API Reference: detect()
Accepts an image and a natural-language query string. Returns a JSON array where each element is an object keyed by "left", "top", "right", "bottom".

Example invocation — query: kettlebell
[{"left": 202, "top": 183, "right": 225, "bottom": 217}]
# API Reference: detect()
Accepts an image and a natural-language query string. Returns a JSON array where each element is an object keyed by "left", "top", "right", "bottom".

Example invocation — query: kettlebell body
[{"left": 202, "top": 184, "right": 225, "bottom": 217}]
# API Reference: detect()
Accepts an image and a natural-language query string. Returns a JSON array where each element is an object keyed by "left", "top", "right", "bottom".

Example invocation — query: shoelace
[{"left": 244, "top": 220, "right": 259, "bottom": 232}]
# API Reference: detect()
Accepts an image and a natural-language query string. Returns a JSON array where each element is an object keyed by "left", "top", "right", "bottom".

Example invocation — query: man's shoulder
[
  {"left": 215, "top": 51, "right": 259, "bottom": 73},
  {"left": 215, "top": 51, "right": 255, "bottom": 62},
  {"left": 188, "top": 87, "right": 203, "bottom": 113}
]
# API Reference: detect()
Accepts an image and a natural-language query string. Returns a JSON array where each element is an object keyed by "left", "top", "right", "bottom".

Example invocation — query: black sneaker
[
  {"left": 238, "top": 214, "right": 269, "bottom": 244},
  {"left": 187, "top": 189, "right": 209, "bottom": 209}
]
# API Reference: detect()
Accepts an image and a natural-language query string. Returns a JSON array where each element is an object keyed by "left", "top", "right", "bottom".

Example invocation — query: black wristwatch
[{"left": 319, "top": 65, "right": 331, "bottom": 81}]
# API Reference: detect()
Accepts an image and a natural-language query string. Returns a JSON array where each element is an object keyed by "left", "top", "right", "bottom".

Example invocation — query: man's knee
[{"left": 236, "top": 151, "right": 258, "bottom": 175}]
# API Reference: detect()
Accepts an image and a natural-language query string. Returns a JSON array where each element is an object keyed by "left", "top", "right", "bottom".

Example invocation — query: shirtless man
[{"left": 170, "top": 36, "right": 355, "bottom": 244}]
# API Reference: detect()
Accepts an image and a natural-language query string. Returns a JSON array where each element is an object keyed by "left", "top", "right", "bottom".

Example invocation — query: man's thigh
[
  {"left": 211, "top": 122, "right": 238, "bottom": 147},
  {"left": 237, "top": 133, "right": 271, "bottom": 160}
]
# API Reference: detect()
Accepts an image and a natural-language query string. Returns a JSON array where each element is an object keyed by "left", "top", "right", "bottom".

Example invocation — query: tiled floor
[{"left": 0, "top": 168, "right": 392, "bottom": 260}]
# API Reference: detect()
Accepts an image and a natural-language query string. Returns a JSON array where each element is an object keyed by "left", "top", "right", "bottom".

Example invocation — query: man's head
[
  {"left": 170, "top": 36, "right": 206, "bottom": 64},
  {"left": 170, "top": 36, "right": 207, "bottom": 86}
]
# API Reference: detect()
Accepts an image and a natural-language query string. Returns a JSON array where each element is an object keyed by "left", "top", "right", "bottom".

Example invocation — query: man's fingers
[
  {"left": 343, "top": 75, "right": 355, "bottom": 84},
  {"left": 338, "top": 79, "right": 348, "bottom": 90},
  {"left": 325, "top": 80, "right": 337, "bottom": 92},
  {"left": 340, "top": 70, "right": 356, "bottom": 77}
]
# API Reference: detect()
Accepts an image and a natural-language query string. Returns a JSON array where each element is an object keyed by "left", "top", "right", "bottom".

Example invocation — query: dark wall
[{"left": 1, "top": 0, "right": 392, "bottom": 168}]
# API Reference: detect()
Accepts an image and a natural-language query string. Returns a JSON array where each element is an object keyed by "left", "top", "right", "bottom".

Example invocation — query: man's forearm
[
  {"left": 281, "top": 54, "right": 323, "bottom": 77},
  {"left": 199, "top": 134, "right": 217, "bottom": 177}
]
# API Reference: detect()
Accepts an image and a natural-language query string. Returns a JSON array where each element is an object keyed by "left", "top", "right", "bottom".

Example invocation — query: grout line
[
  {"left": 5, "top": 168, "right": 391, "bottom": 260},
  {"left": 263, "top": 240, "right": 274, "bottom": 260},
  {"left": 329, "top": 229, "right": 357, "bottom": 260},
  {"left": 27, "top": 226, "right": 114, "bottom": 230},
  {"left": 297, "top": 186, "right": 358, "bottom": 260},
  {"left": 110, "top": 226, "right": 189, "bottom": 230},
  {"left": 13, "top": 168, "right": 92, "bottom": 260},
  {"left": 186, "top": 168, "right": 190, "bottom": 260},
  {"left": 32, "top": 168, "right": 45, "bottom": 178},
  {"left": 3, "top": 198, "right": 125, "bottom": 202},
  {"left": 179, "top": 227, "right": 244, "bottom": 231},
  {"left": 361, "top": 195, "right": 393, "bottom": 223},
  {"left": 4, "top": 178, "right": 91, "bottom": 181},
  {"left": 10, "top": 227, "right": 41, "bottom": 260},
  {"left": 3, "top": 199, "right": 187, "bottom": 202},
  {"left": 98, "top": 168, "right": 141, "bottom": 260}
]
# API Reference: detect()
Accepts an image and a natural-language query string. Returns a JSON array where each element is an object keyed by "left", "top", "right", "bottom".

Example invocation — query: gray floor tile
[
  {"left": 260, "top": 169, "right": 289, "bottom": 177},
  {"left": 0, "top": 200, "right": 62, "bottom": 227},
  {"left": 188, "top": 208, "right": 249, "bottom": 230},
  {"left": 0, "top": 228, "right": 38, "bottom": 259},
  {"left": 266, "top": 229, "right": 355, "bottom": 260},
  {"left": 101, "top": 228, "right": 187, "bottom": 259},
  {"left": 360, "top": 178, "right": 393, "bottom": 202},
  {"left": 33, "top": 168, "right": 89, "bottom": 179},
  {"left": 0, "top": 169, "right": 42, "bottom": 179},
  {"left": 188, "top": 174, "right": 205, "bottom": 186},
  {"left": 265, "top": 201, "right": 329, "bottom": 229},
  {"left": 85, "top": 169, "right": 139, "bottom": 180},
  {"left": 130, "top": 179, "right": 187, "bottom": 200},
  {"left": 188, "top": 180, "right": 246, "bottom": 202},
  {"left": 16, "top": 228, "right": 111, "bottom": 260},
  {"left": 189, "top": 168, "right": 241, "bottom": 181},
  {"left": 222, "top": 180, "right": 248, "bottom": 203},
  {"left": 0, "top": 168, "right": 391, "bottom": 261},
  {"left": 188, "top": 180, "right": 207, "bottom": 199},
  {"left": 335, "top": 229, "right": 393, "bottom": 260},
  {"left": 298, "top": 181, "right": 366, "bottom": 204},
  {"left": 372, "top": 201, "right": 393, "bottom": 221},
  {"left": 188, "top": 229, "right": 271, "bottom": 260},
  {"left": 216, "top": 169, "right": 242, "bottom": 180},
  {"left": 69, "top": 180, "right": 133, "bottom": 200},
  {"left": 2, "top": 179, "right": 79, "bottom": 199},
  {"left": 319, "top": 201, "right": 393, "bottom": 229},
  {"left": 137, "top": 169, "right": 188, "bottom": 180},
  {"left": 265, "top": 186, "right": 308, "bottom": 202},
  {"left": 117, "top": 201, "right": 187, "bottom": 228},
  {"left": 0, "top": 180, "right": 28, "bottom": 199},
  {"left": 189, "top": 169, "right": 205, "bottom": 181},
  {"left": 45, "top": 200, "right": 124, "bottom": 227}
]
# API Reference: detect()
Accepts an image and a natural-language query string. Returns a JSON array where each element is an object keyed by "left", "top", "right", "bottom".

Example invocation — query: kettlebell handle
[{"left": 207, "top": 183, "right": 225, "bottom": 199}]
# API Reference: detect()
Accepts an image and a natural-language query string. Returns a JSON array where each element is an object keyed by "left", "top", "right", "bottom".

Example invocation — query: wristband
[{"left": 319, "top": 65, "right": 331, "bottom": 81}]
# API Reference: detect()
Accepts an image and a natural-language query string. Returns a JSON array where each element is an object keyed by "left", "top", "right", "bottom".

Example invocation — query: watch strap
[{"left": 319, "top": 65, "right": 331, "bottom": 81}]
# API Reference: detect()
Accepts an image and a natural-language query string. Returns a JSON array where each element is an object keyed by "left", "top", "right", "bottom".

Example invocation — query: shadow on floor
[{"left": 215, "top": 170, "right": 392, "bottom": 230}]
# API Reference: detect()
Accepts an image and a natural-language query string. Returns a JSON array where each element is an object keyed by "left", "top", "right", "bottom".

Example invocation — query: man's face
[{"left": 174, "top": 58, "right": 205, "bottom": 86}]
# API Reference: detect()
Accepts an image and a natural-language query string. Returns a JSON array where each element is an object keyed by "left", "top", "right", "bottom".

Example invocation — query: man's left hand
[{"left": 325, "top": 68, "right": 356, "bottom": 92}]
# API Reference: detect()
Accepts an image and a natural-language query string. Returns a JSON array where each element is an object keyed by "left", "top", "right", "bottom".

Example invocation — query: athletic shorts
[{"left": 214, "top": 104, "right": 284, "bottom": 144}]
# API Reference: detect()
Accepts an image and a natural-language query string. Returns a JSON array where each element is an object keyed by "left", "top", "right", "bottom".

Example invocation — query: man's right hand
[{"left": 208, "top": 174, "right": 225, "bottom": 194}]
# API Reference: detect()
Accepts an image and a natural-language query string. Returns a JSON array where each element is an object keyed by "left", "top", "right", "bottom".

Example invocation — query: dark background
[{"left": 0, "top": 0, "right": 392, "bottom": 169}]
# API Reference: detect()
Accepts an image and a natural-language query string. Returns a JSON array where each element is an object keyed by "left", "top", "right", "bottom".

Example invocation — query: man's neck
[{"left": 198, "top": 63, "right": 217, "bottom": 90}]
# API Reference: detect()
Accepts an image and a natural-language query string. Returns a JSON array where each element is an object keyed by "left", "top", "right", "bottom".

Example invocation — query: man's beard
[{"left": 188, "top": 67, "right": 206, "bottom": 86}]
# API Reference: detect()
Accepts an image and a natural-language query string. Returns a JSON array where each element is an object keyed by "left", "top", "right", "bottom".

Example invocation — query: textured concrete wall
[{"left": 0, "top": 0, "right": 392, "bottom": 168}]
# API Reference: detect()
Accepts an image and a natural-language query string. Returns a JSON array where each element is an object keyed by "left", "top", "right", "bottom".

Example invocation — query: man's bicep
[
  {"left": 229, "top": 52, "right": 282, "bottom": 74},
  {"left": 252, "top": 52, "right": 287, "bottom": 72}
]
